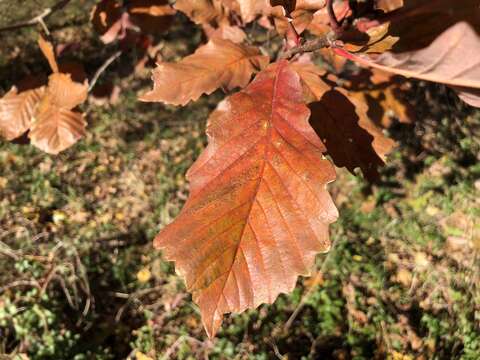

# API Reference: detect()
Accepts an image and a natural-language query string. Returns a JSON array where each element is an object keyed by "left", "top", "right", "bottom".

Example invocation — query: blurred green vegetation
[{"left": 0, "top": 1, "right": 479, "bottom": 359}]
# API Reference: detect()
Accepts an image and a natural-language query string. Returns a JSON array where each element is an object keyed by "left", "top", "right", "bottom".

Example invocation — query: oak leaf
[
  {"left": 154, "top": 61, "right": 338, "bottom": 337},
  {"left": 335, "top": 21, "right": 480, "bottom": 106},
  {"left": 290, "top": 59, "right": 330, "bottom": 103},
  {"left": 347, "top": 69, "right": 415, "bottom": 127},
  {"left": 309, "top": 88, "right": 395, "bottom": 181},
  {"left": 140, "top": 39, "right": 269, "bottom": 105},
  {"left": 0, "top": 86, "right": 45, "bottom": 141}
]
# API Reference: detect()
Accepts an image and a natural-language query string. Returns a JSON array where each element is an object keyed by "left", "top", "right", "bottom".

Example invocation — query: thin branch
[
  {"left": 280, "top": 32, "right": 338, "bottom": 59},
  {"left": 0, "top": 0, "right": 71, "bottom": 33},
  {"left": 88, "top": 50, "right": 123, "bottom": 92},
  {"left": 326, "top": 0, "right": 342, "bottom": 33}
]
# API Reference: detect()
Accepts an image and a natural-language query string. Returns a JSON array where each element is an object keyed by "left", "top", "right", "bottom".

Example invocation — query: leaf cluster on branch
[{"left": 0, "top": 0, "right": 479, "bottom": 338}]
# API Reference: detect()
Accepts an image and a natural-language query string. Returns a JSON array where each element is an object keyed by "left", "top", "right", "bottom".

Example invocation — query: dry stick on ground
[{"left": 0, "top": 0, "right": 71, "bottom": 33}]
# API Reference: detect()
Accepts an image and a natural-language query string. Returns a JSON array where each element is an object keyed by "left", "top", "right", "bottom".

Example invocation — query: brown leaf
[
  {"left": 455, "top": 88, "right": 480, "bottom": 108},
  {"left": 29, "top": 105, "right": 86, "bottom": 155},
  {"left": 347, "top": 69, "right": 415, "bottom": 127},
  {"left": 45, "top": 73, "right": 88, "bottom": 110},
  {"left": 343, "top": 22, "right": 400, "bottom": 54},
  {"left": 309, "top": 88, "right": 395, "bottom": 181},
  {"left": 0, "top": 86, "right": 45, "bottom": 140},
  {"left": 26, "top": 72, "right": 88, "bottom": 154},
  {"left": 270, "top": 0, "right": 297, "bottom": 14},
  {"left": 127, "top": 0, "right": 176, "bottom": 34},
  {"left": 236, "top": 0, "right": 270, "bottom": 23},
  {"left": 140, "top": 39, "right": 269, "bottom": 105},
  {"left": 336, "top": 21, "right": 480, "bottom": 106},
  {"left": 387, "top": 0, "right": 479, "bottom": 53},
  {"left": 375, "top": 0, "right": 404, "bottom": 12},
  {"left": 174, "top": 0, "right": 225, "bottom": 25},
  {"left": 38, "top": 36, "right": 59, "bottom": 73},
  {"left": 202, "top": 22, "right": 247, "bottom": 43},
  {"left": 92, "top": 0, "right": 174, "bottom": 42},
  {"left": 308, "top": 0, "right": 351, "bottom": 36},
  {"left": 273, "top": 8, "right": 314, "bottom": 35},
  {"left": 154, "top": 61, "right": 338, "bottom": 337},
  {"left": 291, "top": 59, "right": 330, "bottom": 103},
  {"left": 91, "top": 0, "right": 125, "bottom": 43}
]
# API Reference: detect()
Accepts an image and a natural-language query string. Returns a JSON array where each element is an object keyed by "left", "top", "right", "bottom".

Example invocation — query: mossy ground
[{"left": 0, "top": 2, "right": 479, "bottom": 359}]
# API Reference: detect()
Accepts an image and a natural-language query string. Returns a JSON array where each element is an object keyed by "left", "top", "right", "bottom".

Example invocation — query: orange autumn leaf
[
  {"left": 45, "top": 73, "right": 88, "bottom": 110},
  {"left": 174, "top": 0, "right": 226, "bottom": 25},
  {"left": 203, "top": 22, "right": 247, "bottom": 43},
  {"left": 38, "top": 35, "right": 59, "bottom": 73},
  {"left": 290, "top": 59, "right": 330, "bottom": 103},
  {"left": 0, "top": 86, "right": 45, "bottom": 141},
  {"left": 154, "top": 61, "right": 338, "bottom": 337},
  {"left": 140, "top": 39, "right": 269, "bottom": 105},
  {"left": 29, "top": 106, "right": 86, "bottom": 155},
  {"left": 28, "top": 72, "right": 88, "bottom": 155},
  {"left": 236, "top": 0, "right": 270, "bottom": 23}
]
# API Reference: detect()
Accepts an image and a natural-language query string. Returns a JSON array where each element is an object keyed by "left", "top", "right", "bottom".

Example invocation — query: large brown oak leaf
[
  {"left": 154, "top": 60, "right": 338, "bottom": 337},
  {"left": 140, "top": 39, "right": 269, "bottom": 105}
]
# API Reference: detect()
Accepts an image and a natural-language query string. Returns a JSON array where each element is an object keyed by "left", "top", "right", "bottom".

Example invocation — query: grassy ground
[{"left": 1, "top": 2, "right": 480, "bottom": 359}]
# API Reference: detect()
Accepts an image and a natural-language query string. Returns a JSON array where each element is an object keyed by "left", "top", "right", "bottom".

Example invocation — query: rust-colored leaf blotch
[{"left": 154, "top": 60, "right": 338, "bottom": 337}]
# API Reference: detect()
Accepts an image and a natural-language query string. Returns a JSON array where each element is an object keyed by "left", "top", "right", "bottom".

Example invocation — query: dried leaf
[
  {"left": 38, "top": 36, "right": 59, "bottom": 73},
  {"left": 91, "top": 0, "right": 174, "bottom": 42},
  {"left": 45, "top": 73, "right": 88, "bottom": 110},
  {"left": 203, "top": 22, "right": 247, "bottom": 43},
  {"left": 128, "top": 0, "right": 176, "bottom": 34},
  {"left": 155, "top": 61, "right": 338, "bottom": 337},
  {"left": 291, "top": 60, "right": 330, "bottom": 103},
  {"left": 25, "top": 72, "right": 88, "bottom": 154},
  {"left": 29, "top": 105, "right": 86, "bottom": 155},
  {"left": 336, "top": 22, "right": 480, "bottom": 106},
  {"left": 236, "top": 0, "right": 270, "bottom": 23},
  {"left": 140, "top": 39, "right": 269, "bottom": 105},
  {"left": 174, "top": 0, "right": 225, "bottom": 25},
  {"left": 348, "top": 69, "right": 415, "bottom": 127},
  {"left": 0, "top": 86, "right": 45, "bottom": 140},
  {"left": 273, "top": 8, "right": 314, "bottom": 35},
  {"left": 270, "top": 0, "right": 297, "bottom": 14},
  {"left": 309, "top": 88, "right": 395, "bottom": 181},
  {"left": 375, "top": 0, "right": 404, "bottom": 11},
  {"left": 343, "top": 22, "right": 400, "bottom": 54},
  {"left": 91, "top": 0, "right": 125, "bottom": 43}
]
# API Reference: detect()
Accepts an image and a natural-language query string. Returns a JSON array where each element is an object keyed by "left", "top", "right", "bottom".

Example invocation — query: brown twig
[
  {"left": 280, "top": 32, "right": 338, "bottom": 59},
  {"left": 88, "top": 50, "right": 123, "bottom": 92},
  {"left": 326, "top": 0, "right": 342, "bottom": 33},
  {"left": 0, "top": 0, "right": 71, "bottom": 33}
]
